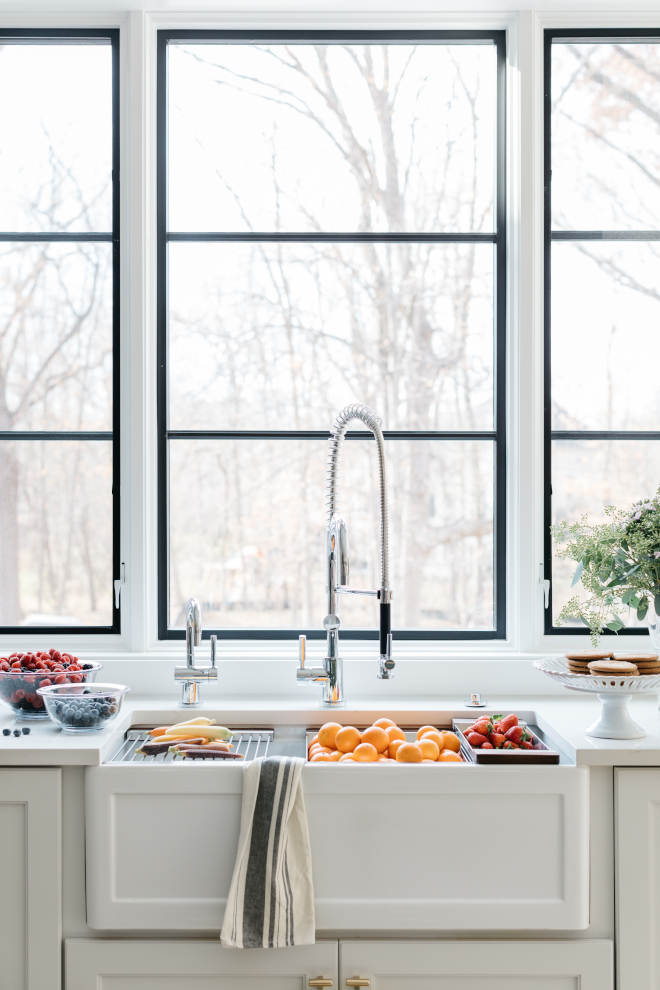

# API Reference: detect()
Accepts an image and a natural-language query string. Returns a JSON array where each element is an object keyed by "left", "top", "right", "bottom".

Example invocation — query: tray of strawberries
[{"left": 452, "top": 713, "right": 559, "bottom": 764}]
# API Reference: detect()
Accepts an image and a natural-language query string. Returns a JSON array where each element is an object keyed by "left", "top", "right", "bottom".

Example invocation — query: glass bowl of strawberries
[{"left": 0, "top": 650, "right": 102, "bottom": 720}]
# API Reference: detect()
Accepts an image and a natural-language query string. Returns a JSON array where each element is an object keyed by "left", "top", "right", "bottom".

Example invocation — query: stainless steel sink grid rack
[{"left": 106, "top": 729, "right": 274, "bottom": 763}]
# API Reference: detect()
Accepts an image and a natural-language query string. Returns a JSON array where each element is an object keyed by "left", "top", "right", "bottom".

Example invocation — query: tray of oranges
[{"left": 306, "top": 719, "right": 466, "bottom": 763}]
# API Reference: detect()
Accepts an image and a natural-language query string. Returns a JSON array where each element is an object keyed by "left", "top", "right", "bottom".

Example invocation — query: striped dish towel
[{"left": 221, "top": 755, "right": 315, "bottom": 948}]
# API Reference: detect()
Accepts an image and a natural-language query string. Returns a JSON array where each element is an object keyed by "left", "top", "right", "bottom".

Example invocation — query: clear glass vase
[{"left": 648, "top": 601, "right": 660, "bottom": 652}]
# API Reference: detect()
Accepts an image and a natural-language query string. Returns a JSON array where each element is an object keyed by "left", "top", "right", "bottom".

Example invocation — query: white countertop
[{"left": 1, "top": 692, "right": 660, "bottom": 767}]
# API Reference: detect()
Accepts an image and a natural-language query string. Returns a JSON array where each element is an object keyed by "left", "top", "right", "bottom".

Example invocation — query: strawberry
[
  {"left": 466, "top": 731, "right": 486, "bottom": 747},
  {"left": 502, "top": 740, "right": 519, "bottom": 749},
  {"left": 499, "top": 714, "right": 518, "bottom": 733},
  {"left": 490, "top": 732, "right": 505, "bottom": 749},
  {"left": 472, "top": 719, "right": 491, "bottom": 736},
  {"left": 481, "top": 741, "right": 494, "bottom": 749},
  {"left": 504, "top": 725, "right": 531, "bottom": 745},
  {"left": 520, "top": 740, "right": 534, "bottom": 750}
]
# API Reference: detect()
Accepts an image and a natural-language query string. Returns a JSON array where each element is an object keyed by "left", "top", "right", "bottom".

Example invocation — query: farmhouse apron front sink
[{"left": 85, "top": 724, "right": 589, "bottom": 932}]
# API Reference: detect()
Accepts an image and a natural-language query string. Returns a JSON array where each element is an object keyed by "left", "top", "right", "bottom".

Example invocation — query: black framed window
[
  {"left": 545, "top": 29, "right": 660, "bottom": 636},
  {"left": 158, "top": 30, "right": 506, "bottom": 641},
  {"left": 0, "top": 30, "right": 120, "bottom": 634}
]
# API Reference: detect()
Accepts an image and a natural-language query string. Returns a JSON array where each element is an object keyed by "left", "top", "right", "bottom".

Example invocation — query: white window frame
[{"left": 0, "top": 6, "right": 652, "bottom": 680}]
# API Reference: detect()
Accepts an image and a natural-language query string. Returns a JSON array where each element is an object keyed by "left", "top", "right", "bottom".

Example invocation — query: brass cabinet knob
[
  {"left": 309, "top": 980, "right": 333, "bottom": 987},
  {"left": 346, "top": 981, "right": 370, "bottom": 987}
]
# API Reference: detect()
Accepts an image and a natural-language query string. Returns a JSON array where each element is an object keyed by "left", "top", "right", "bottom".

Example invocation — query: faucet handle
[
  {"left": 210, "top": 635, "right": 217, "bottom": 668},
  {"left": 299, "top": 635, "right": 306, "bottom": 669}
]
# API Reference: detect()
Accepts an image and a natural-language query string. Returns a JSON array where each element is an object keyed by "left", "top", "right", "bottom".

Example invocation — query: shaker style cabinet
[
  {"left": 0, "top": 768, "right": 62, "bottom": 990},
  {"left": 65, "top": 940, "right": 339, "bottom": 990},
  {"left": 616, "top": 768, "right": 660, "bottom": 990},
  {"left": 339, "top": 940, "right": 613, "bottom": 990}
]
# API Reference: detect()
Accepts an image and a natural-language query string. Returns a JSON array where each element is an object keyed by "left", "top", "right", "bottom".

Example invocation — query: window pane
[
  {"left": 0, "top": 440, "right": 113, "bottom": 626},
  {"left": 168, "top": 438, "right": 494, "bottom": 631},
  {"left": 551, "top": 242, "right": 660, "bottom": 430},
  {"left": 0, "top": 43, "right": 112, "bottom": 232},
  {"left": 552, "top": 42, "right": 660, "bottom": 231},
  {"left": 0, "top": 243, "right": 113, "bottom": 431},
  {"left": 168, "top": 42, "right": 496, "bottom": 233},
  {"left": 551, "top": 440, "right": 660, "bottom": 627},
  {"left": 168, "top": 242, "right": 494, "bottom": 431}
]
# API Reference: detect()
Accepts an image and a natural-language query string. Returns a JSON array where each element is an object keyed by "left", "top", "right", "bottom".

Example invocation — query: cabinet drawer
[
  {"left": 339, "top": 940, "right": 613, "bottom": 990},
  {"left": 66, "top": 939, "right": 338, "bottom": 990},
  {"left": 86, "top": 763, "right": 589, "bottom": 931}
]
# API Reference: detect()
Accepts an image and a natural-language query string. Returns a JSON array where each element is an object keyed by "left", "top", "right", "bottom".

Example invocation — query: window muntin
[
  {"left": 159, "top": 31, "right": 506, "bottom": 641},
  {"left": 545, "top": 31, "right": 660, "bottom": 635},
  {"left": 0, "top": 30, "right": 119, "bottom": 633}
]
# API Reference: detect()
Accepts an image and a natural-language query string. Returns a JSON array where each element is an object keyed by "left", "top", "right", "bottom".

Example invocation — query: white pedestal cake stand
[{"left": 533, "top": 657, "right": 660, "bottom": 739}]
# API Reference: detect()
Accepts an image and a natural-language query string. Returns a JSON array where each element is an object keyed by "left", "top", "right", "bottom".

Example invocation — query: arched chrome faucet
[{"left": 297, "top": 404, "right": 394, "bottom": 707}]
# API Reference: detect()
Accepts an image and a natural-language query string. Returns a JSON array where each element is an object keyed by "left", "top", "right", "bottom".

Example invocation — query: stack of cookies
[
  {"left": 587, "top": 658, "right": 639, "bottom": 677},
  {"left": 564, "top": 651, "right": 660, "bottom": 676},
  {"left": 564, "top": 650, "right": 613, "bottom": 674},
  {"left": 612, "top": 653, "right": 660, "bottom": 676}
]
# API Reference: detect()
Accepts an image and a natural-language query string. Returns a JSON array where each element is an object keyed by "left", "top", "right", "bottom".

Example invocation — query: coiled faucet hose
[{"left": 326, "top": 403, "right": 389, "bottom": 589}]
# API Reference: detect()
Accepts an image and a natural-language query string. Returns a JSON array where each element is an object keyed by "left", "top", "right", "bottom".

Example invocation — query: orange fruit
[
  {"left": 339, "top": 753, "right": 355, "bottom": 762},
  {"left": 419, "top": 730, "right": 444, "bottom": 751},
  {"left": 438, "top": 749, "right": 462, "bottom": 762},
  {"left": 422, "top": 759, "right": 436, "bottom": 763},
  {"left": 385, "top": 725, "right": 406, "bottom": 743},
  {"left": 335, "top": 725, "right": 361, "bottom": 753},
  {"left": 309, "top": 734, "right": 319, "bottom": 748},
  {"left": 441, "top": 731, "right": 461, "bottom": 753},
  {"left": 309, "top": 744, "right": 331, "bottom": 756},
  {"left": 419, "top": 738, "right": 440, "bottom": 761},
  {"left": 310, "top": 752, "right": 333, "bottom": 762},
  {"left": 416, "top": 724, "right": 438, "bottom": 740},
  {"left": 396, "top": 742, "right": 423, "bottom": 763},
  {"left": 328, "top": 750, "right": 342, "bottom": 761},
  {"left": 361, "top": 726, "right": 389, "bottom": 753},
  {"left": 388, "top": 738, "right": 405, "bottom": 760},
  {"left": 372, "top": 717, "right": 396, "bottom": 729},
  {"left": 318, "top": 722, "right": 343, "bottom": 749},
  {"left": 353, "top": 742, "right": 379, "bottom": 763}
]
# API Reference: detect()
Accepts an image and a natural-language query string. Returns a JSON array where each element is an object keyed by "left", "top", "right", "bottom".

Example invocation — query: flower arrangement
[{"left": 551, "top": 488, "right": 660, "bottom": 646}]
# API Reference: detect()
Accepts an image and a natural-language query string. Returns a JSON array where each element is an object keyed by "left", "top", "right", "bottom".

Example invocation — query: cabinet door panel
[
  {"left": 0, "top": 769, "right": 61, "bottom": 990},
  {"left": 615, "top": 768, "right": 660, "bottom": 990},
  {"left": 66, "top": 939, "right": 338, "bottom": 990},
  {"left": 339, "top": 940, "right": 612, "bottom": 990}
]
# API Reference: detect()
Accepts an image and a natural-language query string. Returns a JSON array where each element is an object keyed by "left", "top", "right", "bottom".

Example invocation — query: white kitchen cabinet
[
  {"left": 86, "top": 762, "right": 590, "bottom": 931},
  {"left": 65, "top": 939, "right": 338, "bottom": 990},
  {"left": 0, "top": 768, "right": 62, "bottom": 990},
  {"left": 339, "top": 940, "right": 613, "bottom": 990},
  {"left": 615, "top": 768, "right": 660, "bottom": 990}
]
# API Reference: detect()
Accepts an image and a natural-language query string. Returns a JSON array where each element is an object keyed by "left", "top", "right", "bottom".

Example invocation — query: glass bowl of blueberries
[{"left": 37, "top": 683, "right": 129, "bottom": 733}]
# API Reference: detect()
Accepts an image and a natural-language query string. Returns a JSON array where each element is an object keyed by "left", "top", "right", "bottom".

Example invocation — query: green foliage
[{"left": 551, "top": 489, "right": 660, "bottom": 646}]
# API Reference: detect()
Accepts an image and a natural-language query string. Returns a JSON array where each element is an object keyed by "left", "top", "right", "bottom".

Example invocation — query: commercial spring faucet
[
  {"left": 297, "top": 404, "right": 394, "bottom": 707},
  {"left": 174, "top": 597, "right": 218, "bottom": 707}
]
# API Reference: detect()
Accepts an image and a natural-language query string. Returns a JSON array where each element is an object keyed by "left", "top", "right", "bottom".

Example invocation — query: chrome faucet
[
  {"left": 297, "top": 404, "right": 394, "bottom": 707},
  {"left": 174, "top": 597, "right": 218, "bottom": 707}
]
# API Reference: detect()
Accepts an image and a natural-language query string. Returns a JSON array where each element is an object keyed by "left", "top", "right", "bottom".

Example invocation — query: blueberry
[
  {"left": 73, "top": 710, "right": 82, "bottom": 720},
  {"left": 13, "top": 729, "right": 20, "bottom": 737},
  {"left": 2, "top": 728, "right": 10, "bottom": 736},
  {"left": 21, "top": 727, "right": 30, "bottom": 735}
]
